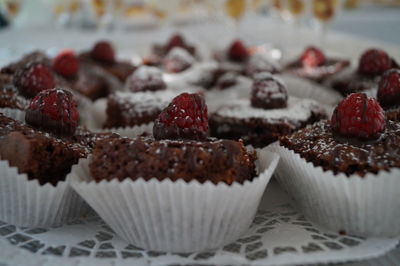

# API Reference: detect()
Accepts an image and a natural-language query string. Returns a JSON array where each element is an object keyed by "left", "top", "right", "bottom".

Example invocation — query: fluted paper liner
[
  {"left": 278, "top": 74, "right": 343, "bottom": 106},
  {"left": 268, "top": 142, "right": 400, "bottom": 237},
  {"left": 70, "top": 149, "right": 279, "bottom": 252},
  {"left": 0, "top": 160, "right": 90, "bottom": 228},
  {"left": 0, "top": 108, "right": 25, "bottom": 122}
]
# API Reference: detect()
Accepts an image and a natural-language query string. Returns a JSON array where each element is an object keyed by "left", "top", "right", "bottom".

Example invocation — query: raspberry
[
  {"left": 91, "top": 41, "right": 115, "bottom": 63},
  {"left": 13, "top": 62, "right": 55, "bottom": 98},
  {"left": 165, "top": 34, "right": 186, "bottom": 52},
  {"left": 251, "top": 72, "right": 288, "bottom": 110},
  {"left": 377, "top": 69, "right": 400, "bottom": 108},
  {"left": 153, "top": 93, "right": 208, "bottom": 140},
  {"left": 228, "top": 39, "right": 249, "bottom": 62},
  {"left": 53, "top": 50, "right": 79, "bottom": 78},
  {"left": 25, "top": 88, "right": 79, "bottom": 136},
  {"left": 300, "top": 46, "right": 325, "bottom": 68},
  {"left": 331, "top": 93, "right": 386, "bottom": 140},
  {"left": 358, "top": 49, "right": 392, "bottom": 76}
]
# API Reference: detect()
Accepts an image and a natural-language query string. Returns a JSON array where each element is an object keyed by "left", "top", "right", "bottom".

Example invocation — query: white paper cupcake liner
[
  {"left": 70, "top": 149, "right": 279, "bottom": 252},
  {"left": 0, "top": 108, "right": 26, "bottom": 122},
  {"left": 0, "top": 160, "right": 90, "bottom": 228},
  {"left": 268, "top": 142, "right": 400, "bottom": 237},
  {"left": 278, "top": 74, "right": 343, "bottom": 106}
]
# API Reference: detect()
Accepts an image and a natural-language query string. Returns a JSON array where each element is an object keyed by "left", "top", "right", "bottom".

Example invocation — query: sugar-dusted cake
[
  {"left": 209, "top": 73, "right": 326, "bottom": 147},
  {"left": 331, "top": 48, "right": 398, "bottom": 96},
  {"left": 285, "top": 46, "right": 350, "bottom": 83},
  {"left": 79, "top": 41, "right": 136, "bottom": 82},
  {"left": 124, "top": 65, "right": 166, "bottom": 92},
  {"left": 279, "top": 93, "right": 400, "bottom": 176},
  {"left": 103, "top": 90, "right": 176, "bottom": 128},
  {"left": 0, "top": 89, "right": 117, "bottom": 185}
]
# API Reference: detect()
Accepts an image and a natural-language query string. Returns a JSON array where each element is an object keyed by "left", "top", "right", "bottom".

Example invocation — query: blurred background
[
  {"left": 0, "top": 0, "right": 399, "bottom": 63},
  {"left": 0, "top": 0, "right": 399, "bottom": 43}
]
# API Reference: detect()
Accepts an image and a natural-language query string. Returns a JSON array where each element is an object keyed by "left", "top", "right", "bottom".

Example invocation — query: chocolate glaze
[{"left": 280, "top": 120, "right": 400, "bottom": 176}]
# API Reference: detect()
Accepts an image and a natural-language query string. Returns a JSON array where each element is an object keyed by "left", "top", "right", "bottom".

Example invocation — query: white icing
[{"left": 214, "top": 97, "right": 325, "bottom": 125}]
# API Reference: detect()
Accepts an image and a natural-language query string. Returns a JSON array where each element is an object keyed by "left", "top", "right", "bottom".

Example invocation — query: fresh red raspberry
[
  {"left": 91, "top": 41, "right": 115, "bottom": 63},
  {"left": 53, "top": 50, "right": 79, "bottom": 78},
  {"left": 377, "top": 69, "right": 400, "bottom": 108},
  {"left": 331, "top": 93, "right": 386, "bottom": 140},
  {"left": 165, "top": 34, "right": 186, "bottom": 52},
  {"left": 153, "top": 92, "right": 208, "bottom": 140},
  {"left": 251, "top": 72, "right": 288, "bottom": 110},
  {"left": 300, "top": 46, "right": 325, "bottom": 68},
  {"left": 358, "top": 49, "right": 392, "bottom": 76},
  {"left": 228, "top": 39, "right": 249, "bottom": 62},
  {"left": 13, "top": 62, "right": 55, "bottom": 98},
  {"left": 25, "top": 88, "right": 79, "bottom": 136}
]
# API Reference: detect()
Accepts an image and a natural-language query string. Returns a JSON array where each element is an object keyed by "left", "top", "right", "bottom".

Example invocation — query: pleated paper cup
[
  {"left": 277, "top": 74, "right": 343, "bottom": 106},
  {"left": 0, "top": 160, "right": 90, "bottom": 228},
  {"left": 70, "top": 149, "right": 279, "bottom": 252},
  {"left": 0, "top": 108, "right": 25, "bottom": 122},
  {"left": 268, "top": 142, "right": 400, "bottom": 237}
]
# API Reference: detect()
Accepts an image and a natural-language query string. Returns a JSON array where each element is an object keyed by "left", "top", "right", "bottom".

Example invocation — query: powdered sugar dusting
[
  {"left": 112, "top": 90, "right": 176, "bottom": 115},
  {"left": 165, "top": 47, "right": 195, "bottom": 65},
  {"left": 215, "top": 97, "right": 326, "bottom": 124},
  {"left": 132, "top": 66, "right": 163, "bottom": 81}
]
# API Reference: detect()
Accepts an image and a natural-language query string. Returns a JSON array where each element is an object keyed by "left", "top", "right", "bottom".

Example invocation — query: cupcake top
[
  {"left": 91, "top": 91, "right": 257, "bottom": 185},
  {"left": 280, "top": 93, "right": 400, "bottom": 176},
  {"left": 214, "top": 97, "right": 325, "bottom": 128},
  {"left": 124, "top": 65, "right": 166, "bottom": 92},
  {"left": 330, "top": 48, "right": 398, "bottom": 96},
  {"left": 111, "top": 90, "right": 176, "bottom": 115},
  {"left": 285, "top": 46, "right": 350, "bottom": 83}
]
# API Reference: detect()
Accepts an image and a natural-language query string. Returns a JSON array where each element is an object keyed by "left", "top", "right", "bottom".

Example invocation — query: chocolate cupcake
[
  {"left": 285, "top": 46, "right": 350, "bottom": 83},
  {"left": 0, "top": 89, "right": 116, "bottom": 227},
  {"left": 209, "top": 73, "right": 327, "bottom": 147},
  {"left": 70, "top": 92, "right": 279, "bottom": 252},
  {"left": 269, "top": 93, "right": 400, "bottom": 237},
  {"left": 329, "top": 48, "right": 398, "bottom": 96},
  {"left": 377, "top": 69, "right": 400, "bottom": 122}
]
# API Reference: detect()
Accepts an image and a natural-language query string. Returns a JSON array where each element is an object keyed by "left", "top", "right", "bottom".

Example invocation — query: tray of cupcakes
[{"left": 0, "top": 34, "right": 399, "bottom": 266}]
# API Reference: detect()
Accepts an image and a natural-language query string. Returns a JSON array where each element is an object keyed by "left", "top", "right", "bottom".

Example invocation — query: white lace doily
[{"left": 0, "top": 181, "right": 397, "bottom": 266}]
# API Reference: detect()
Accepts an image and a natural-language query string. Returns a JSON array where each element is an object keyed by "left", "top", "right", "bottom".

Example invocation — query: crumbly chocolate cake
[
  {"left": 0, "top": 51, "right": 49, "bottom": 75},
  {"left": 90, "top": 137, "right": 257, "bottom": 185},
  {"left": 103, "top": 90, "right": 176, "bottom": 128},
  {"left": 79, "top": 52, "right": 135, "bottom": 82},
  {"left": 1, "top": 51, "right": 117, "bottom": 101},
  {"left": 209, "top": 97, "right": 326, "bottom": 148},
  {"left": 285, "top": 58, "right": 350, "bottom": 83},
  {"left": 279, "top": 120, "right": 400, "bottom": 176},
  {"left": 0, "top": 114, "right": 116, "bottom": 185},
  {"left": 385, "top": 107, "right": 400, "bottom": 122},
  {"left": 0, "top": 86, "right": 29, "bottom": 110},
  {"left": 67, "top": 62, "right": 113, "bottom": 101}
]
